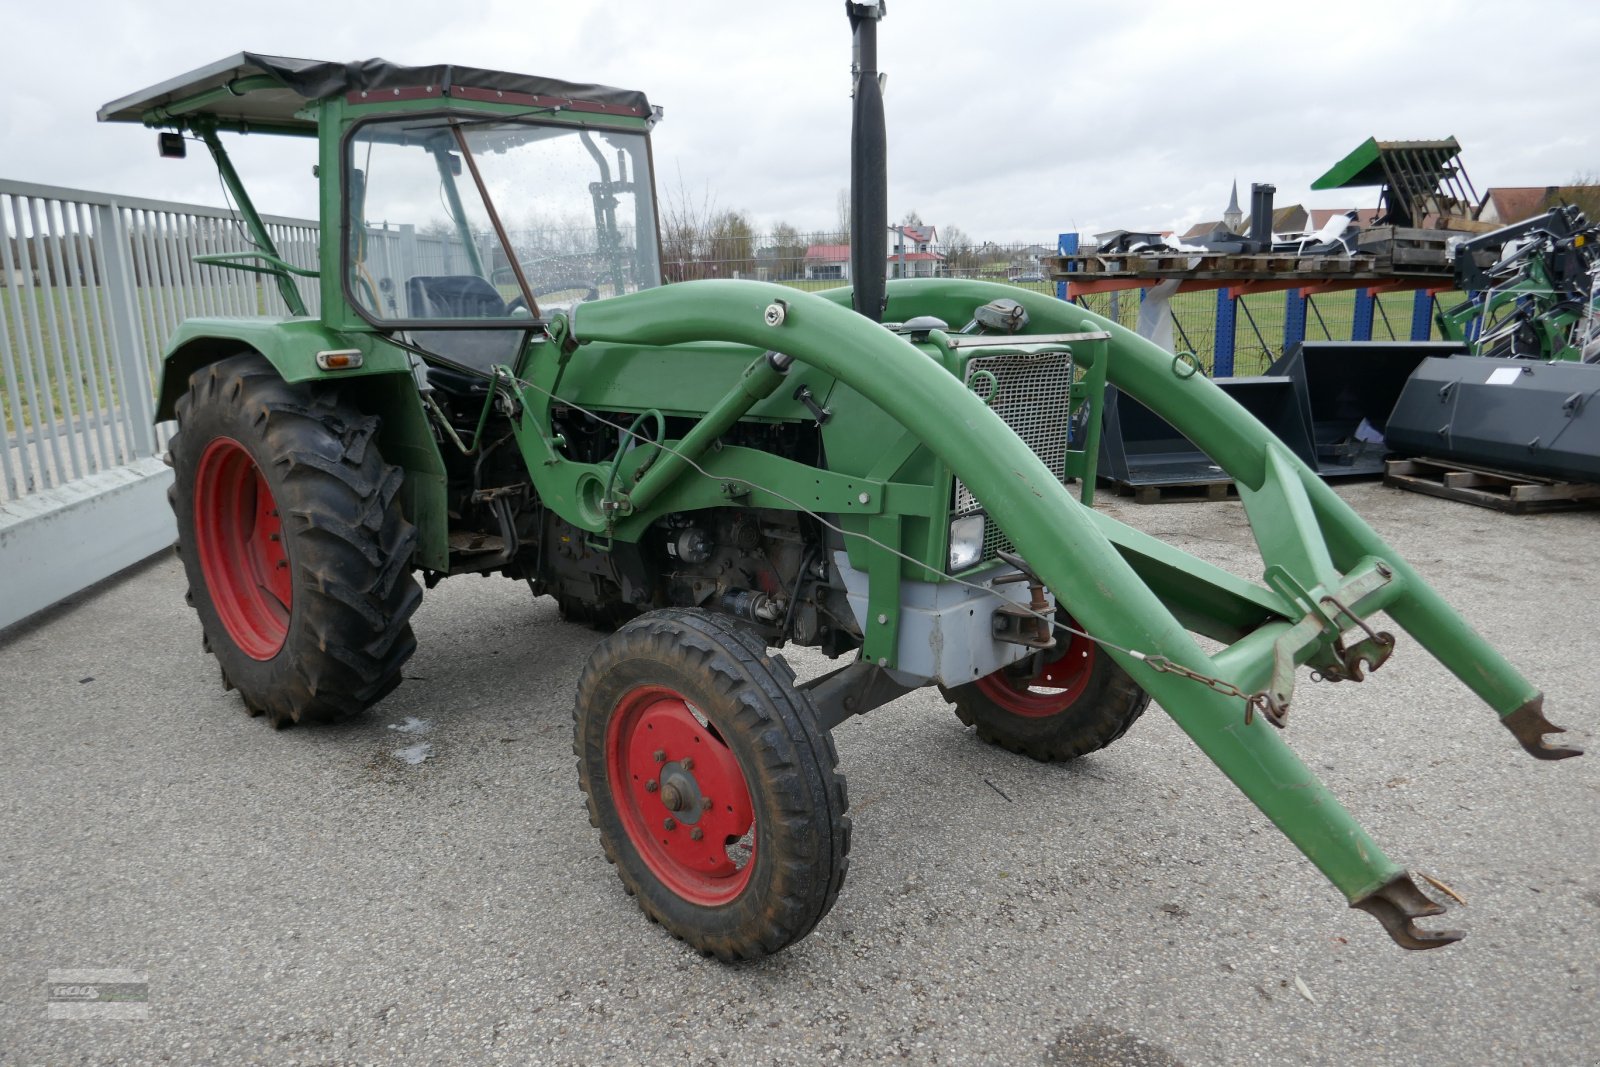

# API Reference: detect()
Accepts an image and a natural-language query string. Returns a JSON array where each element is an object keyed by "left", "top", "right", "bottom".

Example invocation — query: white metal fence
[{"left": 0, "top": 179, "right": 319, "bottom": 629}]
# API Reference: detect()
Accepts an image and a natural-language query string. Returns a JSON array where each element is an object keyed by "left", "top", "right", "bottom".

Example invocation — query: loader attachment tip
[
  {"left": 1503, "top": 695, "right": 1583, "bottom": 761},
  {"left": 1352, "top": 874, "right": 1466, "bottom": 950}
]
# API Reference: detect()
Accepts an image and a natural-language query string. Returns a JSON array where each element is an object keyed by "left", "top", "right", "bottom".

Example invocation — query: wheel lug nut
[
  {"left": 681, "top": 757, "right": 694, "bottom": 771},
  {"left": 653, "top": 750, "right": 666, "bottom": 763},
  {"left": 690, "top": 827, "right": 703, "bottom": 841},
  {"left": 645, "top": 780, "right": 658, "bottom": 793},
  {"left": 663, "top": 817, "right": 677, "bottom": 830}
]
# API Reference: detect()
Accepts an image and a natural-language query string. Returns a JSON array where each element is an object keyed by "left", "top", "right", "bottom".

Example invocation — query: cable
[{"left": 485, "top": 350, "right": 1162, "bottom": 665}]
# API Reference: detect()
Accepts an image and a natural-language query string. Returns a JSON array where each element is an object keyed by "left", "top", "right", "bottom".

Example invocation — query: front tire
[
  {"left": 169, "top": 353, "right": 422, "bottom": 727},
  {"left": 941, "top": 612, "right": 1150, "bottom": 762},
  {"left": 574, "top": 610, "right": 850, "bottom": 960}
]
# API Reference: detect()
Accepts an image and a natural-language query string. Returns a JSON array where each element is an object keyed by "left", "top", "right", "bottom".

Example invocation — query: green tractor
[{"left": 101, "top": 7, "right": 1576, "bottom": 961}]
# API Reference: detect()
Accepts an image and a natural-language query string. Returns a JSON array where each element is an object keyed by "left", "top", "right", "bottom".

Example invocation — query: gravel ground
[{"left": 2, "top": 481, "right": 1596, "bottom": 1066}]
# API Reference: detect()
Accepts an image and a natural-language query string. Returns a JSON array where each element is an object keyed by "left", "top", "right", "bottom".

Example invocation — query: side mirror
[{"left": 158, "top": 132, "right": 186, "bottom": 159}]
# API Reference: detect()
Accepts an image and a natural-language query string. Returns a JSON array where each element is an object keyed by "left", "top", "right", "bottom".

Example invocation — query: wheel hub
[
  {"left": 656, "top": 763, "right": 707, "bottom": 823},
  {"left": 607, "top": 686, "right": 757, "bottom": 905}
]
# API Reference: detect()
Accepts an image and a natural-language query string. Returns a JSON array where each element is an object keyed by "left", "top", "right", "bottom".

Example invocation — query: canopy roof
[{"left": 98, "top": 53, "right": 655, "bottom": 132}]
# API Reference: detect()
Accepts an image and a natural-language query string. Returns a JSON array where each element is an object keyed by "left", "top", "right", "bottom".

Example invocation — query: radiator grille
[{"left": 954, "top": 349, "right": 1075, "bottom": 562}]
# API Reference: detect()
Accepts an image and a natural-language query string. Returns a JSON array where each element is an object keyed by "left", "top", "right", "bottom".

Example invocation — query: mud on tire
[{"left": 169, "top": 352, "right": 422, "bottom": 727}]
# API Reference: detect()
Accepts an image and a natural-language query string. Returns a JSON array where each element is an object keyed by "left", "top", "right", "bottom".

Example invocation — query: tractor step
[
  {"left": 1384, "top": 457, "right": 1600, "bottom": 514},
  {"left": 448, "top": 530, "right": 508, "bottom": 554}
]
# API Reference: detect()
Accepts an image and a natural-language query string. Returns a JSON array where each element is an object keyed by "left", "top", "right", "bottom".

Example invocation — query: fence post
[
  {"left": 1213, "top": 288, "right": 1236, "bottom": 376},
  {"left": 1283, "top": 288, "right": 1306, "bottom": 353},
  {"left": 1410, "top": 290, "right": 1433, "bottom": 341},
  {"left": 94, "top": 201, "right": 158, "bottom": 459},
  {"left": 1352, "top": 287, "right": 1374, "bottom": 341}
]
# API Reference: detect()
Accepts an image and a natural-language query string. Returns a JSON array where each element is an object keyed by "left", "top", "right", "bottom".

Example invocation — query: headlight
[{"left": 949, "top": 514, "right": 985, "bottom": 572}]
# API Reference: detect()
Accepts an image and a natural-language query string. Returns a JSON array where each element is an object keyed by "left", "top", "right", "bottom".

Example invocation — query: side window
[{"left": 349, "top": 131, "right": 507, "bottom": 322}]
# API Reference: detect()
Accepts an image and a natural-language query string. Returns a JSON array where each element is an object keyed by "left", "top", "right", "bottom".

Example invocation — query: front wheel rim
[
  {"left": 975, "top": 623, "right": 1096, "bottom": 718},
  {"left": 606, "top": 685, "right": 757, "bottom": 906},
  {"left": 193, "top": 437, "right": 291, "bottom": 660}
]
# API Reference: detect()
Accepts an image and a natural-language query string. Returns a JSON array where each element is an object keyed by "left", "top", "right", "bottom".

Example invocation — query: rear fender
[
  {"left": 155, "top": 317, "right": 411, "bottom": 421},
  {"left": 157, "top": 318, "right": 446, "bottom": 571}
]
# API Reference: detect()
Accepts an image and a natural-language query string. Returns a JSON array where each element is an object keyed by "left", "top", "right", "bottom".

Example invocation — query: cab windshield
[{"left": 347, "top": 116, "right": 661, "bottom": 322}]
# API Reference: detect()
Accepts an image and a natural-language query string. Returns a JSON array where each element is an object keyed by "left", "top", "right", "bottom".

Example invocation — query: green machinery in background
[
  {"left": 1435, "top": 203, "right": 1600, "bottom": 362},
  {"left": 100, "top": 6, "right": 1578, "bottom": 961},
  {"left": 1386, "top": 204, "right": 1600, "bottom": 481}
]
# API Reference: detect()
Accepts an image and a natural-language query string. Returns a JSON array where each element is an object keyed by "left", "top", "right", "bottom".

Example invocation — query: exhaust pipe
[
  {"left": 848, "top": 2, "right": 887, "bottom": 322},
  {"left": 1249, "top": 182, "right": 1276, "bottom": 251}
]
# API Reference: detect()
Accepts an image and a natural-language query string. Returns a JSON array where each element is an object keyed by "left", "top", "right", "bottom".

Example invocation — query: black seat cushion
[{"left": 406, "top": 275, "right": 507, "bottom": 319}]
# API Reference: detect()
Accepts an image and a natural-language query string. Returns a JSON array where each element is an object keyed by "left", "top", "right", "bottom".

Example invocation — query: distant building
[
  {"left": 805, "top": 226, "right": 950, "bottom": 280},
  {"left": 888, "top": 224, "right": 943, "bottom": 278},
  {"left": 1306, "top": 207, "right": 1382, "bottom": 231},
  {"left": 803, "top": 243, "right": 852, "bottom": 281},
  {"left": 1476, "top": 186, "right": 1591, "bottom": 225},
  {"left": 1222, "top": 180, "right": 1243, "bottom": 232},
  {"left": 1183, "top": 203, "right": 1310, "bottom": 240}
]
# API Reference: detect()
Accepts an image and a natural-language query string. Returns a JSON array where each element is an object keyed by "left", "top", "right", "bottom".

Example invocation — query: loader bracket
[
  {"left": 1502, "top": 694, "right": 1583, "bottom": 760},
  {"left": 1351, "top": 873, "right": 1465, "bottom": 951}
]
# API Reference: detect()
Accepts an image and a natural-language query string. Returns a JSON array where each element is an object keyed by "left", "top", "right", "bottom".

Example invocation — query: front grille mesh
[{"left": 954, "top": 349, "right": 1074, "bottom": 562}]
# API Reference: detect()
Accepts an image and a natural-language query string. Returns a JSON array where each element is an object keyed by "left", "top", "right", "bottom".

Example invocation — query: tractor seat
[
  {"left": 406, "top": 275, "right": 507, "bottom": 320},
  {"left": 405, "top": 274, "right": 523, "bottom": 376}
]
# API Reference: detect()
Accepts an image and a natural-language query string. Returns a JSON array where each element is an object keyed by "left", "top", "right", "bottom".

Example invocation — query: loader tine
[
  {"left": 1503, "top": 695, "right": 1584, "bottom": 760},
  {"left": 1351, "top": 874, "right": 1466, "bottom": 951}
]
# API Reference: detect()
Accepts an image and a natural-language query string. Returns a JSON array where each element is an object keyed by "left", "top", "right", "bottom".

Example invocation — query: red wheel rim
[
  {"left": 606, "top": 685, "right": 757, "bottom": 906},
  {"left": 975, "top": 620, "right": 1095, "bottom": 718},
  {"left": 193, "top": 437, "right": 292, "bottom": 660}
]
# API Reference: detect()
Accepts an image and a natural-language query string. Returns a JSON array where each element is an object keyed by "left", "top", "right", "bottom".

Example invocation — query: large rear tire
[
  {"left": 941, "top": 611, "right": 1150, "bottom": 762},
  {"left": 574, "top": 610, "right": 850, "bottom": 960},
  {"left": 169, "top": 353, "right": 422, "bottom": 727}
]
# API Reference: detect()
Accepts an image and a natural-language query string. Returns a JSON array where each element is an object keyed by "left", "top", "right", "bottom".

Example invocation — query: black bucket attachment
[
  {"left": 1098, "top": 376, "right": 1316, "bottom": 489},
  {"left": 1385, "top": 355, "right": 1600, "bottom": 483},
  {"left": 1266, "top": 341, "right": 1465, "bottom": 477}
]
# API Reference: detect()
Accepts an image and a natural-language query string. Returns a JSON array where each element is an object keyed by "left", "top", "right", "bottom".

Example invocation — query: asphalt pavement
[{"left": 2, "top": 482, "right": 1597, "bottom": 1065}]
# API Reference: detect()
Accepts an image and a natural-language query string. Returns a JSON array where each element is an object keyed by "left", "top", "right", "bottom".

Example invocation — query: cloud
[{"left": 5, "top": 0, "right": 1596, "bottom": 242}]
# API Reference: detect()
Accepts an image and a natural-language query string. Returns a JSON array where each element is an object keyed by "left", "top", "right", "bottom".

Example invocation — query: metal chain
[{"left": 1138, "top": 655, "right": 1280, "bottom": 725}]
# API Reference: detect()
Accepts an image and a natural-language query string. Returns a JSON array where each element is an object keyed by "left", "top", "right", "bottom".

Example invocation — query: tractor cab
[{"left": 100, "top": 52, "right": 664, "bottom": 374}]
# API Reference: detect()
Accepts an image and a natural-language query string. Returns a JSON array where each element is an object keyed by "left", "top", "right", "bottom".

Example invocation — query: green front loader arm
[{"left": 566, "top": 277, "right": 1579, "bottom": 949}]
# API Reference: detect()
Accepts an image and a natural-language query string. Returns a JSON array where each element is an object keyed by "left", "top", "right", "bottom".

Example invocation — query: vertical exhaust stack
[
  {"left": 1249, "top": 182, "right": 1276, "bottom": 251},
  {"left": 848, "top": 2, "right": 888, "bottom": 322}
]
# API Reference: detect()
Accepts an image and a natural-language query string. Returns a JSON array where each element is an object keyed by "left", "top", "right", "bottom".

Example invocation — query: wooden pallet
[
  {"left": 1103, "top": 478, "right": 1237, "bottom": 505},
  {"left": 1383, "top": 457, "right": 1600, "bottom": 513},
  {"left": 1046, "top": 249, "right": 1445, "bottom": 283}
]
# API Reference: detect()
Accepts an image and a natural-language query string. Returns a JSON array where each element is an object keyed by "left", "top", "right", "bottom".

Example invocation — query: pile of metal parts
[
  {"left": 1438, "top": 203, "right": 1600, "bottom": 363},
  {"left": 1383, "top": 204, "right": 1600, "bottom": 483}
]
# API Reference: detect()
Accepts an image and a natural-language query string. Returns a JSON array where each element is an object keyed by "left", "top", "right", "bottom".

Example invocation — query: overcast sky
[{"left": 4, "top": 0, "right": 1596, "bottom": 242}]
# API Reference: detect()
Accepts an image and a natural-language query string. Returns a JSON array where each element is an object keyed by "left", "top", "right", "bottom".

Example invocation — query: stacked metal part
[{"left": 1383, "top": 205, "right": 1600, "bottom": 482}]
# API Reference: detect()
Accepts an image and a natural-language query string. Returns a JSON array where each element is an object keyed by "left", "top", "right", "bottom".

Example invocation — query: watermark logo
[{"left": 46, "top": 969, "right": 149, "bottom": 1020}]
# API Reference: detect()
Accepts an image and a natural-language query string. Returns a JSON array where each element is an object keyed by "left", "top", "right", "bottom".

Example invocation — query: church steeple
[
  {"left": 1222, "top": 180, "right": 1248, "bottom": 231},
  {"left": 1223, "top": 179, "right": 1243, "bottom": 232}
]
